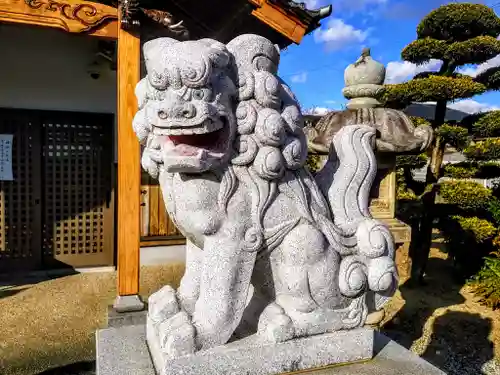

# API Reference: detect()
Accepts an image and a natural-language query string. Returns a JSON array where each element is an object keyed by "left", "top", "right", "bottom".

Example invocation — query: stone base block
[
  {"left": 107, "top": 306, "right": 147, "bottom": 328},
  {"left": 96, "top": 324, "right": 446, "bottom": 375},
  {"left": 395, "top": 242, "right": 412, "bottom": 279},
  {"left": 149, "top": 325, "right": 373, "bottom": 375}
]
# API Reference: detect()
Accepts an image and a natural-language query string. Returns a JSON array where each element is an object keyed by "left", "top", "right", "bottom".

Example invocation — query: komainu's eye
[{"left": 192, "top": 89, "right": 205, "bottom": 100}]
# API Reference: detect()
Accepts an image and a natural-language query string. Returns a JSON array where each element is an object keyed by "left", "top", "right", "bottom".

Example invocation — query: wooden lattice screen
[
  {"left": 140, "top": 171, "right": 185, "bottom": 246},
  {"left": 0, "top": 109, "right": 114, "bottom": 272},
  {"left": 0, "top": 109, "right": 42, "bottom": 272},
  {"left": 41, "top": 112, "right": 114, "bottom": 268}
]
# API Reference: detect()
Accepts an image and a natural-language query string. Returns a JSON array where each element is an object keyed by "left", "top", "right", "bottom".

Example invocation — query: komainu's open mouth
[
  {"left": 168, "top": 119, "right": 225, "bottom": 154},
  {"left": 153, "top": 117, "right": 230, "bottom": 172}
]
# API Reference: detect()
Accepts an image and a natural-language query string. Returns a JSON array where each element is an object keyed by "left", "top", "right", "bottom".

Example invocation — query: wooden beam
[
  {"left": 116, "top": 17, "right": 141, "bottom": 297},
  {"left": 249, "top": 0, "right": 307, "bottom": 44},
  {"left": 0, "top": 0, "right": 118, "bottom": 39}
]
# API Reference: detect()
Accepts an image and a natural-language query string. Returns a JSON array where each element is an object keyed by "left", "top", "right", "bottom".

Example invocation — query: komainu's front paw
[
  {"left": 142, "top": 146, "right": 163, "bottom": 180},
  {"left": 148, "top": 285, "right": 180, "bottom": 324},
  {"left": 257, "top": 303, "right": 295, "bottom": 343},
  {"left": 159, "top": 311, "right": 196, "bottom": 358},
  {"left": 148, "top": 285, "right": 197, "bottom": 358}
]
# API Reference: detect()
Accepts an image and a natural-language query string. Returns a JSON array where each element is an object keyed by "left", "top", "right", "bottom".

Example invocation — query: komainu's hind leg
[{"left": 258, "top": 223, "right": 344, "bottom": 341}]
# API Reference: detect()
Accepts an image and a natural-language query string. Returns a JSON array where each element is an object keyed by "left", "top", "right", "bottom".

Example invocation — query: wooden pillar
[{"left": 113, "top": 16, "right": 144, "bottom": 312}]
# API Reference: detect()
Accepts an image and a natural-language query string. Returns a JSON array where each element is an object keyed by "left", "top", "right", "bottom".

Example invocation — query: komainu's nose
[{"left": 175, "top": 103, "right": 196, "bottom": 119}]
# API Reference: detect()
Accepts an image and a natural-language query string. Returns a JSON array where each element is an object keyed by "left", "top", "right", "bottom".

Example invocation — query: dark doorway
[{"left": 0, "top": 108, "right": 114, "bottom": 272}]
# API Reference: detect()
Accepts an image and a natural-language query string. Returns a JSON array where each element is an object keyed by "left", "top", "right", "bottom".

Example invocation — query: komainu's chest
[{"left": 160, "top": 172, "right": 223, "bottom": 239}]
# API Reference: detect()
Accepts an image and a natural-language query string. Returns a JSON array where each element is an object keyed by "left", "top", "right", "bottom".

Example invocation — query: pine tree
[{"left": 382, "top": 4, "right": 500, "bottom": 283}]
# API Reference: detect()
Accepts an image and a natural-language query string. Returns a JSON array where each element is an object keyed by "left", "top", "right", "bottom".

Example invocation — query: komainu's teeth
[
  {"left": 155, "top": 118, "right": 223, "bottom": 136},
  {"left": 169, "top": 128, "right": 183, "bottom": 135}
]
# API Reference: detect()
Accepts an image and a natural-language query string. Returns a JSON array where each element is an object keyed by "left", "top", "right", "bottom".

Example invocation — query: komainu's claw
[
  {"left": 258, "top": 303, "right": 295, "bottom": 343},
  {"left": 148, "top": 285, "right": 180, "bottom": 324}
]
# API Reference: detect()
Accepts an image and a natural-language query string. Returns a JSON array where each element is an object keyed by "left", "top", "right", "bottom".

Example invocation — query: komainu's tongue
[
  {"left": 169, "top": 130, "right": 220, "bottom": 147},
  {"left": 174, "top": 144, "right": 201, "bottom": 156}
]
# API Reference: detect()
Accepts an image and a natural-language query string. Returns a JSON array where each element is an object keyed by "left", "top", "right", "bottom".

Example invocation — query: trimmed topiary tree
[{"left": 381, "top": 3, "right": 500, "bottom": 283}]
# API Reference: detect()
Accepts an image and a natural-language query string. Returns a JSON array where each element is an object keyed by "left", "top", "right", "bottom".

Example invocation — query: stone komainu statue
[{"left": 133, "top": 34, "right": 398, "bottom": 359}]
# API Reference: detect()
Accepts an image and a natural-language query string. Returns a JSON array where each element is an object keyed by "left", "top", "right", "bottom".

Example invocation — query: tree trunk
[{"left": 411, "top": 99, "right": 447, "bottom": 283}]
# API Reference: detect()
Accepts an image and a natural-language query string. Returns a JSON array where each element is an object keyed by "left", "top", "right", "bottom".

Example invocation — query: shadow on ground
[
  {"left": 383, "top": 257, "right": 465, "bottom": 347},
  {"left": 36, "top": 361, "right": 95, "bottom": 375},
  {"left": 0, "top": 269, "right": 79, "bottom": 300},
  {"left": 383, "top": 252, "right": 496, "bottom": 375},
  {"left": 423, "top": 311, "right": 494, "bottom": 375},
  {"left": 0, "top": 287, "right": 29, "bottom": 299}
]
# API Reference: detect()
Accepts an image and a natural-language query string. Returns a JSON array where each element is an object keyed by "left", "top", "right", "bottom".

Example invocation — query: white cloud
[
  {"left": 385, "top": 59, "right": 442, "bottom": 84},
  {"left": 448, "top": 99, "right": 499, "bottom": 114},
  {"left": 290, "top": 72, "right": 308, "bottom": 84},
  {"left": 458, "top": 54, "right": 500, "bottom": 78},
  {"left": 314, "top": 18, "right": 370, "bottom": 51},
  {"left": 304, "top": 107, "right": 332, "bottom": 115},
  {"left": 324, "top": 100, "right": 337, "bottom": 105}
]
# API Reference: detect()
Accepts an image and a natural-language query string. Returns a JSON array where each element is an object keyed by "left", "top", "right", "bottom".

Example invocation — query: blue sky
[{"left": 278, "top": 0, "right": 500, "bottom": 115}]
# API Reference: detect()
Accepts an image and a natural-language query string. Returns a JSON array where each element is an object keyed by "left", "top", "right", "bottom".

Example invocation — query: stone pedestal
[
  {"left": 149, "top": 327, "right": 373, "bottom": 375},
  {"left": 96, "top": 324, "right": 446, "bottom": 375}
]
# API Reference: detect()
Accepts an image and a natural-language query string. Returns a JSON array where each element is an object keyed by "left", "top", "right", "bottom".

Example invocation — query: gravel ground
[{"left": 0, "top": 263, "right": 185, "bottom": 375}]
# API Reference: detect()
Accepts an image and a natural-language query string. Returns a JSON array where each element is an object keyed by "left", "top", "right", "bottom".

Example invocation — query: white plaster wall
[
  {"left": 0, "top": 23, "right": 117, "bottom": 113},
  {"left": 0, "top": 24, "right": 118, "bottom": 160}
]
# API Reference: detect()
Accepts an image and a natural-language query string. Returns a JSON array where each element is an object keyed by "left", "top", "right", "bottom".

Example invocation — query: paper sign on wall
[{"left": 0, "top": 134, "right": 14, "bottom": 181}]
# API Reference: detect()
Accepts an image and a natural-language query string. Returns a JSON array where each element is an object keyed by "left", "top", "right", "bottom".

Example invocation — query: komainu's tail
[{"left": 315, "top": 124, "right": 399, "bottom": 312}]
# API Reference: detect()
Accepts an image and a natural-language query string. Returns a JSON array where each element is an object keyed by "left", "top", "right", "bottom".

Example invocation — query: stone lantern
[{"left": 304, "top": 48, "right": 434, "bottom": 320}]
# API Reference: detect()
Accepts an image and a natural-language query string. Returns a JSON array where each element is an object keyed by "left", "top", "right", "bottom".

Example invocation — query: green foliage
[
  {"left": 464, "top": 138, "right": 500, "bottom": 160},
  {"left": 402, "top": 36, "right": 500, "bottom": 66},
  {"left": 444, "top": 36, "right": 500, "bottom": 66},
  {"left": 396, "top": 170, "right": 418, "bottom": 201},
  {"left": 438, "top": 180, "right": 492, "bottom": 211},
  {"left": 382, "top": 76, "right": 486, "bottom": 108},
  {"left": 438, "top": 214, "right": 497, "bottom": 277},
  {"left": 409, "top": 116, "right": 431, "bottom": 127},
  {"left": 305, "top": 154, "right": 321, "bottom": 173},
  {"left": 417, "top": 3, "right": 500, "bottom": 42},
  {"left": 468, "top": 251, "right": 500, "bottom": 310},
  {"left": 442, "top": 164, "right": 478, "bottom": 179},
  {"left": 487, "top": 198, "right": 500, "bottom": 225},
  {"left": 402, "top": 38, "right": 447, "bottom": 64},
  {"left": 396, "top": 154, "right": 428, "bottom": 169},
  {"left": 442, "top": 161, "right": 500, "bottom": 179},
  {"left": 475, "top": 66, "right": 500, "bottom": 90},
  {"left": 435, "top": 124, "right": 470, "bottom": 150},
  {"left": 453, "top": 216, "right": 497, "bottom": 242},
  {"left": 471, "top": 110, "right": 500, "bottom": 137}
]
